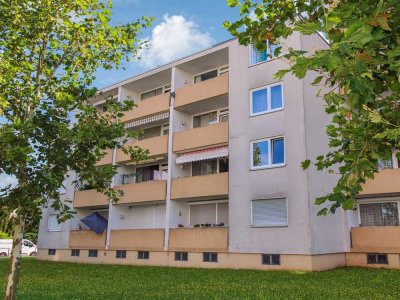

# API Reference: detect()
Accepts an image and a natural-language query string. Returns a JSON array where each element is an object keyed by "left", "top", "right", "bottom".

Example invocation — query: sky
[
  {"left": 94, "top": 0, "right": 239, "bottom": 88},
  {"left": 0, "top": 0, "right": 239, "bottom": 189}
]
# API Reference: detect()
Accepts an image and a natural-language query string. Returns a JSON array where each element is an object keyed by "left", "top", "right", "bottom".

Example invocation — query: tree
[
  {"left": 0, "top": 1, "right": 152, "bottom": 299},
  {"left": 225, "top": 0, "right": 400, "bottom": 214}
]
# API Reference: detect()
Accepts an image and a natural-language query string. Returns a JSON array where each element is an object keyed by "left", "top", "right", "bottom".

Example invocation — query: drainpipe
[{"left": 164, "top": 69, "right": 176, "bottom": 251}]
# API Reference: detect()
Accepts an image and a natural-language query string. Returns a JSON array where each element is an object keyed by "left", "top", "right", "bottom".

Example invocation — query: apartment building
[{"left": 37, "top": 33, "right": 400, "bottom": 271}]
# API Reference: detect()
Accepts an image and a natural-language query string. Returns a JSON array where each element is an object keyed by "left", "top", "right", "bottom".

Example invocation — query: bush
[{"left": 0, "top": 231, "right": 11, "bottom": 239}]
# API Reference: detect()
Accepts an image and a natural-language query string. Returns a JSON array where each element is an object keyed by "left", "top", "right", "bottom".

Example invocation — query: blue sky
[{"left": 95, "top": 0, "right": 238, "bottom": 88}]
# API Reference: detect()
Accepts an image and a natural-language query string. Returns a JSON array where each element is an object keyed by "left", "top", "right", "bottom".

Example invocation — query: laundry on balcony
[
  {"left": 176, "top": 146, "right": 229, "bottom": 164},
  {"left": 81, "top": 212, "right": 108, "bottom": 234}
]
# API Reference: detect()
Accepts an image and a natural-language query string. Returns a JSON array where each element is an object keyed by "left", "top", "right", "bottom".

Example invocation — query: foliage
[
  {"left": 0, "top": 259, "right": 400, "bottom": 299},
  {"left": 0, "top": 232, "right": 10, "bottom": 239},
  {"left": 0, "top": 0, "right": 152, "bottom": 225},
  {"left": 225, "top": 0, "right": 400, "bottom": 214}
]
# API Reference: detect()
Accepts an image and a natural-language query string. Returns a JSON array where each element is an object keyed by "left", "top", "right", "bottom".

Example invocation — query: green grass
[{"left": 1, "top": 258, "right": 400, "bottom": 299}]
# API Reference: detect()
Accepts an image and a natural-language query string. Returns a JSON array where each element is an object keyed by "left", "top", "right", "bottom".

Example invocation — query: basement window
[
  {"left": 175, "top": 252, "right": 188, "bottom": 261},
  {"left": 203, "top": 252, "right": 218, "bottom": 263},
  {"left": 88, "top": 249, "right": 98, "bottom": 258},
  {"left": 48, "top": 249, "right": 56, "bottom": 256},
  {"left": 116, "top": 250, "right": 127, "bottom": 259},
  {"left": 262, "top": 254, "right": 281, "bottom": 265},
  {"left": 138, "top": 251, "right": 149, "bottom": 260},
  {"left": 367, "top": 254, "right": 388, "bottom": 264},
  {"left": 71, "top": 249, "right": 80, "bottom": 257}
]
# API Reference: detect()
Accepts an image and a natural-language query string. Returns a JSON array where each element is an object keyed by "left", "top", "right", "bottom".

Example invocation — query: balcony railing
[
  {"left": 359, "top": 169, "right": 400, "bottom": 196},
  {"left": 114, "top": 180, "right": 167, "bottom": 204},
  {"left": 351, "top": 226, "right": 400, "bottom": 253},
  {"left": 116, "top": 135, "right": 168, "bottom": 163},
  {"left": 173, "top": 122, "right": 228, "bottom": 153},
  {"left": 120, "top": 93, "right": 169, "bottom": 123},
  {"left": 174, "top": 74, "right": 228, "bottom": 108},
  {"left": 74, "top": 189, "right": 109, "bottom": 208},
  {"left": 109, "top": 229, "right": 164, "bottom": 251},
  {"left": 169, "top": 227, "right": 228, "bottom": 252},
  {"left": 69, "top": 230, "right": 106, "bottom": 249},
  {"left": 171, "top": 172, "right": 228, "bottom": 200}
]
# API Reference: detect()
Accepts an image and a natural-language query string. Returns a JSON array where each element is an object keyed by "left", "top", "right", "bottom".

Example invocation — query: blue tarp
[{"left": 81, "top": 213, "right": 108, "bottom": 234}]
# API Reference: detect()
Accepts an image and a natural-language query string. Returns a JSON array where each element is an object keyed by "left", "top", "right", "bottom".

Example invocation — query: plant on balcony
[
  {"left": 0, "top": 1, "right": 153, "bottom": 298},
  {"left": 225, "top": 0, "right": 400, "bottom": 214}
]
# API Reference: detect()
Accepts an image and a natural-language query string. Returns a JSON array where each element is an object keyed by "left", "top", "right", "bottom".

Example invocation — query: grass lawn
[{"left": 1, "top": 258, "right": 400, "bottom": 299}]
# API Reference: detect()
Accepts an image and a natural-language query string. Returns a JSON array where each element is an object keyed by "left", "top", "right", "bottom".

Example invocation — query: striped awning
[
  {"left": 176, "top": 146, "right": 229, "bottom": 164},
  {"left": 125, "top": 111, "right": 169, "bottom": 129}
]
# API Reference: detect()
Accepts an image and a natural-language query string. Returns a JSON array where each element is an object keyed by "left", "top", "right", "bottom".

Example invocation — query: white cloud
[
  {"left": 0, "top": 173, "right": 18, "bottom": 189},
  {"left": 137, "top": 14, "right": 215, "bottom": 68}
]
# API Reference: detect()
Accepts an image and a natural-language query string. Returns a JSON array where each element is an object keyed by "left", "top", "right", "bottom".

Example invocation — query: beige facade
[{"left": 38, "top": 36, "right": 400, "bottom": 271}]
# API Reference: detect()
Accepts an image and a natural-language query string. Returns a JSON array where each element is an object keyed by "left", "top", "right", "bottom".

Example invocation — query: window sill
[
  {"left": 250, "top": 108, "right": 284, "bottom": 118},
  {"left": 250, "top": 163, "right": 286, "bottom": 171},
  {"left": 249, "top": 56, "right": 281, "bottom": 68},
  {"left": 251, "top": 225, "right": 288, "bottom": 228},
  {"left": 47, "top": 229, "right": 62, "bottom": 232}
]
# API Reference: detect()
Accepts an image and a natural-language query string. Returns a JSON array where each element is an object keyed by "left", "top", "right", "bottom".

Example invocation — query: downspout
[{"left": 164, "top": 68, "right": 176, "bottom": 251}]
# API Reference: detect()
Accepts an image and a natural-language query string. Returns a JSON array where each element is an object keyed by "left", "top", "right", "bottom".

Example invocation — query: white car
[{"left": 0, "top": 239, "right": 37, "bottom": 257}]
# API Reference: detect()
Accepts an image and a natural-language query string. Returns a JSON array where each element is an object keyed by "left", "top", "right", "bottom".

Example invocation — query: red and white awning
[
  {"left": 176, "top": 146, "right": 229, "bottom": 164},
  {"left": 125, "top": 111, "right": 169, "bottom": 129}
]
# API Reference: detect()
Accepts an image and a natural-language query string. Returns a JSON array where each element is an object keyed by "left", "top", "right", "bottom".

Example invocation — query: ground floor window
[
  {"left": 189, "top": 201, "right": 228, "bottom": 227},
  {"left": 48, "top": 249, "right": 56, "bottom": 256},
  {"left": 251, "top": 198, "right": 288, "bottom": 227},
  {"left": 88, "top": 250, "right": 98, "bottom": 257},
  {"left": 203, "top": 252, "right": 218, "bottom": 263},
  {"left": 359, "top": 202, "right": 399, "bottom": 226},
  {"left": 175, "top": 252, "right": 188, "bottom": 261},
  {"left": 138, "top": 251, "right": 149, "bottom": 260},
  {"left": 262, "top": 254, "right": 280, "bottom": 265},
  {"left": 116, "top": 250, "right": 126, "bottom": 259},
  {"left": 71, "top": 249, "right": 80, "bottom": 257},
  {"left": 367, "top": 254, "right": 388, "bottom": 264}
]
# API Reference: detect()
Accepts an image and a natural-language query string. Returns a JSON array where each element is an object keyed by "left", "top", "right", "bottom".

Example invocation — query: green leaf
[{"left": 301, "top": 160, "right": 311, "bottom": 170}]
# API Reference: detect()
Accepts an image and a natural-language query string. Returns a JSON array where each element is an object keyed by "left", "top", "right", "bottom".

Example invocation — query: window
[
  {"left": 203, "top": 252, "right": 218, "bottom": 263},
  {"left": 138, "top": 251, "right": 149, "bottom": 260},
  {"left": 48, "top": 249, "right": 56, "bottom": 256},
  {"left": 88, "top": 250, "right": 98, "bottom": 257},
  {"left": 252, "top": 199, "right": 288, "bottom": 227},
  {"left": 116, "top": 250, "right": 127, "bottom": 259},
  {"left": 136, "top": 165, "right": 159, "bottom": 183},
  {"left": 71, "top": 249, "right": 80, "bottom": 257},
  {"left": 138, "top": 126, "right": 161, "bottom": 141},
  {"left": 251, "top": 137, "right": 285, "bottom": 169},
  {"left": 359, "top": 202, "right": 399, "bottom": 226},
  {"left": 250, "top": 41, "right": 281, "bottom": 65},
  {"left": 192, "top": 160, "right": 218, "bottom": 176},
  {"left": 194, "top": 69, "right": 218, "bottom": 83},
  {"left": 367, "top": 254, "right": 388, "bottom": 264},
  {"left": 175, "top": 252, "right": 188, "bottom": 261},
  {"left": 250, "top": 84, "right": 283, "bottom": 116},
  {"left": 47, "top": 214, "right": 61, "bottom": 232},
  {"left": 193, "top": 111, "right": 217, "bottom": 128},
  {"left": 262, "top": 254, "right": 281, "bottom": 265},
  {"left": 140, "top": 87, "right": 163, "bottom": 101},
  {"left": 189, "top": 202, "right": 229, "bottom": 226},
  {"left": 377, "top": 159, "right": 393, "bottom": 170}
]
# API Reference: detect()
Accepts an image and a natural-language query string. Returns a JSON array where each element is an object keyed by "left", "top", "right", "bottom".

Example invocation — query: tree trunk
[{"left": 4, "top": 219, "right": 24, "bottom": 300}]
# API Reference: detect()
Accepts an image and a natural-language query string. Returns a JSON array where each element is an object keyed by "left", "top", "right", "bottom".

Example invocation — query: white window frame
[
  {"left": 356, "top": 197, "right": 400, "bottom": 226},
  {"left": 249, "top": 41, "right": 282, "bottom": 67},
  {"left": 191, "top": 107, "right": 229, "bottom": 129},
  {"left": 250, "top": 198, "right": 288, "bottom": 228},
  {"left": 193, "top": 65, "right": 229, "bottom": 84},
  {"left": 139, "top": 84, "right": 171, "bottom": 101},
  {"left": 250, "top": 136, "right": 285, "bottom": 170},
  {"left": 47, "top": 214, "right": 62, "bottom": 232},
  {"left": 188, "top": 200, "right": 228, "bottom": 226},
  {"left": 250, "top": 82, "right": 284, "bottom": 117}
]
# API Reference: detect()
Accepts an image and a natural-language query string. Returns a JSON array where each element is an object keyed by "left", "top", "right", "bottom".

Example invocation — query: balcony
[
  {"left": 108, "top": 229, "right": 164, "bottom": 251},
  {"left": 173, "top": 122, "right": 228, "bottom": 153},
  {"left": 74, "top": 189, "right": 109, "bottom": 208},
  {"left": 96, "top": 149, "right": 113, "bottom": 166},
  {"left": 351, "top": 226, "right": 400, "bottom": 253},
  {"left": 69, "top": 230, "right": 106, "bottom": 249},
  {"left": 169, "top": 227, "right": 228, "bottom": 252},
  {"left": 114, "top": 180, "right": 167, "bottom": 204},
  {"left": 116, "top": 135, "right": 168, "bottom": 163},
  {"left": 359, "top": 169, "right": 400, "bottom": 196},
  {"left": 174, "top": 74, "right": 228, "bottom": 108},
  {"left": 171, "top": 172, "right": 228, "bottom": 200},
  {"left": 120, "top": 93, "right": 169, "bottom": 123}
]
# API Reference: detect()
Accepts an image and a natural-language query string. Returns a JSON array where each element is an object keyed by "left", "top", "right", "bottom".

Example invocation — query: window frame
[
  {"left": 188, "top": 200, "right": 229, "bottom": 227},
  {"left": 48, "top": 249, "right": 56, "bottom": 256},
  {"left": 137, "top": 251, "right": 149, "bottom": 260},
  {"left": 366, "top": 253, "right": 388, "bottom": 265},
  {"left": 357, "top": 198, "right": 400, "bottom": 227},
  {"left": 47, "top": 214, "right": 62, "bottom": 232},
  {"left": 116, "top": 250, "right": 127, "bottom": 259},
  {"left": 174, "top": 251, "right": 188, "bottom": 261},
  {"left": 249, "top": 41, "right": 282, "bottom": 67},
  {"left": 250, "top": 136, "right": 285, "bottom": 170},
  {"left": 191, "top": 107, "right": 228, "bottom": 129},
  {"left": 251, "top": 198, "right": 289, "bottom": 228},
  {"left": 261, "top": 254, "right": 281, "bottom": 265},
  {"left": 193, "top": 65, "right": 229, "bottom": 84},
  {"left": 71, "top": 249, "right": 80, "bottom": 257},
  {"left": 203, "top": 252, "right": 218, "bottom": 263},
  {"left": 88, "top": 249, "right": 98, "bottom": 258},
  {"left": 139, "top": 84, "right": 171, "bottom": 101},
  {"left": 249, "top": 82, "right": 284, "bottom": 117}
]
